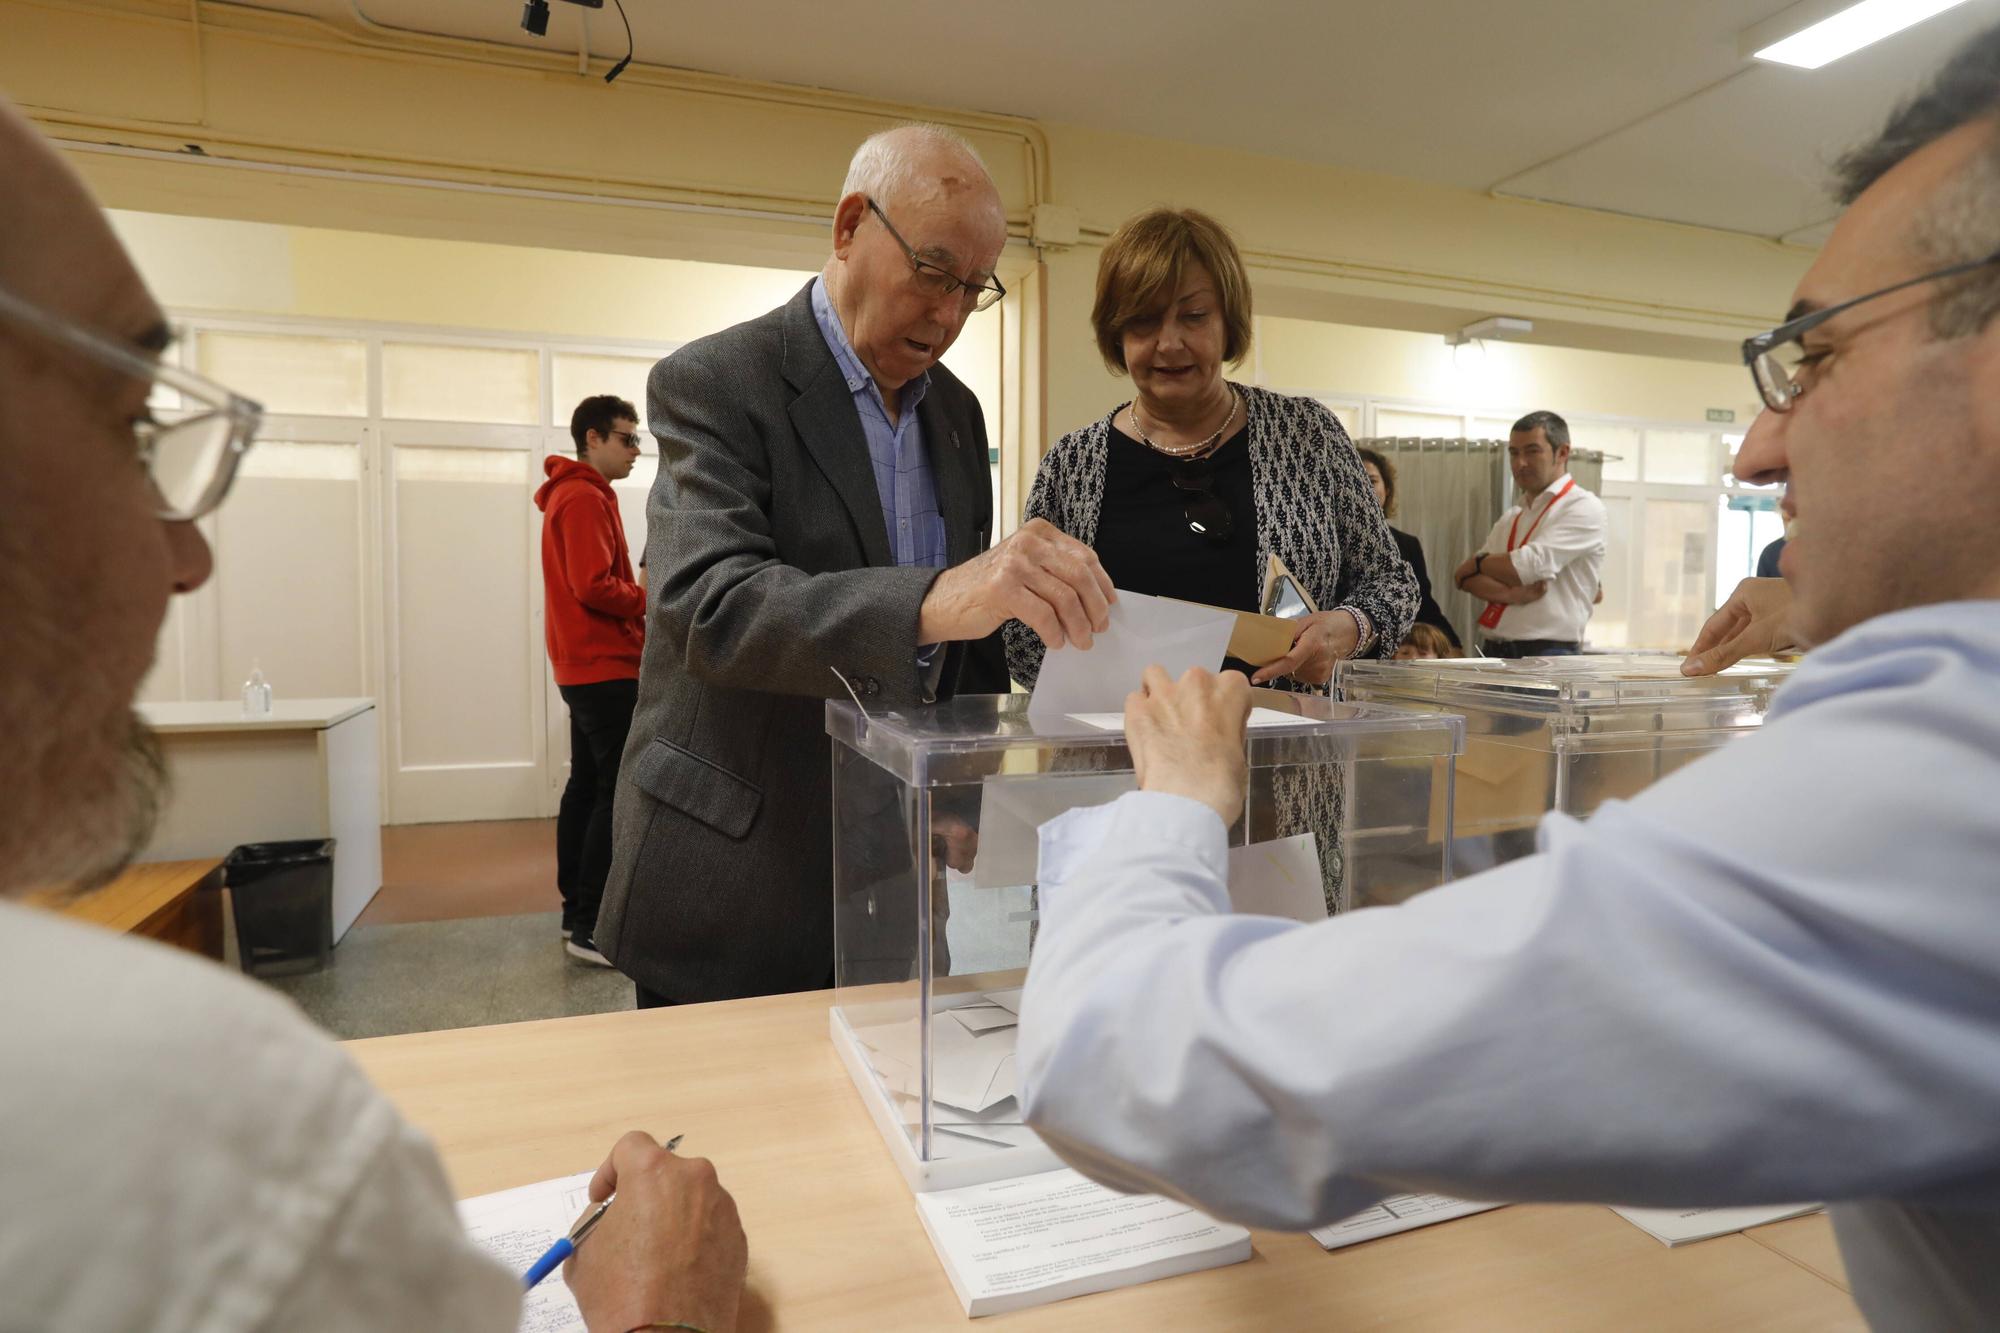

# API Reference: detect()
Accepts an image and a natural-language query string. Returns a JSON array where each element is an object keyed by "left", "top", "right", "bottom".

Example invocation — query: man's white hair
[{"left": 839, "top": 124, "right": 990, "bottom": 208}]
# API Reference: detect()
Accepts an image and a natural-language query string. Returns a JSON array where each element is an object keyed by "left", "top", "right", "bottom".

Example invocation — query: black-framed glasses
[
  {"left": 0, "top": 282, "right": 261, "bottom": 521},
  {"left": 865, "top": 197, "right": 1007, "bottom": 313},
  {"left": 1169, "top": 461, "right": 1234, "bottom": 543},
  {"left": 1742, "top": 245, "right": 2000, "bottom": 413}
]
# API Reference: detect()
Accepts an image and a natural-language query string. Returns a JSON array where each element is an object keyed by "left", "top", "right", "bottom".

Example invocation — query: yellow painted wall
[{"left": 12, "top": 0, "right": 1816, "bottom": 468}]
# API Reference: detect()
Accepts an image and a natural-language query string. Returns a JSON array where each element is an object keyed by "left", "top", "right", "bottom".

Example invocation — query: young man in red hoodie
[{"left": 536, "top": 394, "right": 645, "bottom": 964}]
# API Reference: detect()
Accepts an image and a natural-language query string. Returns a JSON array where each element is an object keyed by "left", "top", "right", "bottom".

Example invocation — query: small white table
[{"left": 138, "top": 698, "right": 382, "bottom": 943}]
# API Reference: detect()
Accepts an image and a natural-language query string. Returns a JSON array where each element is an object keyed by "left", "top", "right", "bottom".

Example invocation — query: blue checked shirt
[{"left": 810, "top": 277, "right": 948, "bottom": 571}]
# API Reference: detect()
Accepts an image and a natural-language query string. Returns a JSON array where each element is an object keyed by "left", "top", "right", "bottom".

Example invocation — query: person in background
[
  {"left": 1757, "top": 532, "right": 1788, "bottom": 578},
  {"left": 1355, "top": 445, "right": 1461, "bottom": 651},
  {"left": 1004, "top": 208, "right": 1415, "bottom": 691},
  {"left": 1453, "top": 410, "right": 1607, "bottom": 657},
  {"left": 1394, "top": 622, "right": 1459, "bottom": 660},
  {"left": 601, "top": 124, "right": 1111, "bottom": 1008},
  {"left": 0, "top": 97, "right": 745, "bottom": 1333},
  {"left": 1016, "top": 28, "right": 2000, "bottom": 1326},
  {"left": 537, "top": 394, "right": 646, "bottom": 966}
]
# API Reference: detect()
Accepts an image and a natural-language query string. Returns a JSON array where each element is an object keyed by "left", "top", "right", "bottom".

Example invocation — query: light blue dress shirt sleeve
[{"left": 1017, "top": 603, "right": 2000, "bottom": 1234}]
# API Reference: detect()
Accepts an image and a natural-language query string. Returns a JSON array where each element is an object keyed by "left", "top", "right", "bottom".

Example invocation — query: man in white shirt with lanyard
[{"left": 1453, "top": 409, "right": 1607, "bottom": 657}]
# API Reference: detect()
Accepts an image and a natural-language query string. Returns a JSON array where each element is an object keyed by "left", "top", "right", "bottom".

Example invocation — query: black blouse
[{"left": 1094, "top": 422, "right": 1259, "bottom": 614}]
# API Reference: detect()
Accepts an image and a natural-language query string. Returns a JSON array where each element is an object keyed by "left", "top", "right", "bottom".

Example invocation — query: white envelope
[
  {"left": 1066, "top": 707, "right": 1310, "bottom": 732},
  {"left": 1026, "top": 590, "right": 1235, "bottom": 722},
  {"left": 1227, "top": 833, "right": 1328, "bottom": 924}
]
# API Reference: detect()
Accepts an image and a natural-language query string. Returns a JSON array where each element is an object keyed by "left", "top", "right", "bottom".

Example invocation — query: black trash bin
[{"left": 225, "top": 839, "right": 335, "bottom": 977}]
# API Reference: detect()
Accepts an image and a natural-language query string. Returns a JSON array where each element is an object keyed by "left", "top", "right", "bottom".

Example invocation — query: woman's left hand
[{"left": 1250, "top": 610, "right": 1358, "bottom": 686}]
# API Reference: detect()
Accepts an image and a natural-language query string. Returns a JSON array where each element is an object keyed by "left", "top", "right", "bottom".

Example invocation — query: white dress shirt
[
  {"left": 1018, "top": 599, "right": 2000, "bottom": 1329},
  {"left": 0, "top": 904, "right": 522, "bottom": 1331},
  {"left": 1474, "top": 472, "right": 1606, "bottom": 642}
]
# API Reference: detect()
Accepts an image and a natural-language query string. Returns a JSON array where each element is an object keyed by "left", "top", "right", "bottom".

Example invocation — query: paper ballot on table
[
  {"left": 1026, "top": 590, "right": 1234, "bottom": 722},
  {"left": 915, "top": 1167, "right": 1252, "bottom": 1317},
  {"left": 458, "top": 1171, "right": 595, "bottom": 1333},
  {"left": 1226, "top": 833, "right": 1328, "bottom": 924},
  {"left": 1066, "top": 707, "right": 1309, "bottom": 732},
  {"left": 1310, "top": 1193, "right": 1503, "bottom": 1249},
  {"left": 1610, "top": 1201, "right": 1823, "bottom": 1247},
  {"left": 857, "top": 1012, "right": 1019, "bottom": 1114}
]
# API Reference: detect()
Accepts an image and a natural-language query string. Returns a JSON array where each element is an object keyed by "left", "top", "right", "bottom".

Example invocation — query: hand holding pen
[
  {"left": 524, "top": 1134, "right": 684, "bottom": 1289},
  {"left": 553, "top": 1130, "right": 750, "bottom": 1333}
]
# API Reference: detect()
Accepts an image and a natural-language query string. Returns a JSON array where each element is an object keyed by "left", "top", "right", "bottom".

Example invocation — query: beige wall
[{"left": 15, "top": 0, "right": 1813, "bottom": 466}]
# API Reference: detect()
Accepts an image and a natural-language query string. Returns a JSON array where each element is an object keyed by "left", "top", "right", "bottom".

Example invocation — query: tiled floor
[{"left": 265, "top": 818, "right": 634, "bottom": 1040}]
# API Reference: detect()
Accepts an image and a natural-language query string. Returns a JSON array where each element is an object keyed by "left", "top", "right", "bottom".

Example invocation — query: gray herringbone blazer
[{"left": 597, "top": 282, "right": 1006, "bottom": 1003}]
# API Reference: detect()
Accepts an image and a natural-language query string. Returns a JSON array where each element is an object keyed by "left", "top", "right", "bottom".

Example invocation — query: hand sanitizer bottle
[{"left": 241, "top": 660, "right": 273, "bottom": 718}]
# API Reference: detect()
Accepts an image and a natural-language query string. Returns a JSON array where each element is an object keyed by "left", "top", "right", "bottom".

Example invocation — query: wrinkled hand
[
  {"left": 1124, "top": 665, "right": 1251, "bottom": 826},
  {"left": 1250, "top": 610, "right": 1357, "bottom": 686},
  {"left": 918, "top": 518, "right": 1114, "bottom": 650},
  {"left": 933, "top": 814, "right": 979, "bottom": 874},
  {"left": 566, "top": 1132, "right": 748, "bottom": 1333},
  {"left": 1681, "top": 577, "right": 1801, "bottom": 676}
]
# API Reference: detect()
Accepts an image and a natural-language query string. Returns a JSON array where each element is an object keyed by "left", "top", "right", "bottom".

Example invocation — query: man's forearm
[{"left": 1461, "top": 574, "right": 1533, "bottom": 604}]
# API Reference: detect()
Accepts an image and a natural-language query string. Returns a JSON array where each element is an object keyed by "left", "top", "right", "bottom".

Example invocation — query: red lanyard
[
  {"left": 1505, "top": 478, "right": 1574, "bottom": 552},
  {"left": 1478, "top": 478, "right": 1574, "bottom": 632}
]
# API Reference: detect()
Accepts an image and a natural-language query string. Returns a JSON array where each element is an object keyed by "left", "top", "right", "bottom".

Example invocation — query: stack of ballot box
[
  {"left": 825, "top": 689, "right": 1463, "bottom": 1192},
  {"left": 1337, "top": 653, "right": 1795, "bottom": 889}
]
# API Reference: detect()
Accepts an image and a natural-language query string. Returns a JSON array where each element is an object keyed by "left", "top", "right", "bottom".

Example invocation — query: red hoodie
[{"left": 535, "top": 456, "right": 644, "bottom": 686}]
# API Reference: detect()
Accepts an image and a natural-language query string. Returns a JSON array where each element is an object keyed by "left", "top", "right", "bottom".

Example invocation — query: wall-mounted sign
[{"left": 1706, "top": 408, "right": 1737, "bottom": 423}]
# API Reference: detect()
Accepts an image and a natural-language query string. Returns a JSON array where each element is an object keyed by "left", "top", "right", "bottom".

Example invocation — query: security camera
[{"left": 521, "top": 0, "right": 604, "bottom": 35}]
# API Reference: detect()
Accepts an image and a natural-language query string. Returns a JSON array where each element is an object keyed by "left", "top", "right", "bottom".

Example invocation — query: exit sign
[{"left": 1706, "top": 408, "right": 1736, "bottom": 423}]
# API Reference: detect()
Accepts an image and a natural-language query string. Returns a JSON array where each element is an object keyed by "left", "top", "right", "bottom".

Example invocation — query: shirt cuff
[{"left": 1037, "top": 790, "right": 1231, "bottom": 909}]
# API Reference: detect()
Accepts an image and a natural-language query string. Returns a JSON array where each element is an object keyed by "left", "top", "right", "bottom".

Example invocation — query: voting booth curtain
[{"left": 1357, "top": 438, "right": 1606, "bottom": 650}]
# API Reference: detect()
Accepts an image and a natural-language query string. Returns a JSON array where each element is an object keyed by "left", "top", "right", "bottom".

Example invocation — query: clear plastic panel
[{"left": 829, "top": 691, "right": 1461, "bottom": 1181}]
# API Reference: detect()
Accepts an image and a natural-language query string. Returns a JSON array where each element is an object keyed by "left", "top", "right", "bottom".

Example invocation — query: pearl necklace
[{"left": 1130, "top": 386, "right": 1241, "bottom": 460}]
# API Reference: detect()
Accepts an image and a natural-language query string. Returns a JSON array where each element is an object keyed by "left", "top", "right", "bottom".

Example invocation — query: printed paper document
[
  {"left": 1311, "top": 1192, "right": 1502, "bottom": 1249},
  {"left": 1610, "top": 1201, "right": 1823, "bottom": 1246},
  {"left": 459, "top": 1171, "right": 594, "bottom": 1333}
]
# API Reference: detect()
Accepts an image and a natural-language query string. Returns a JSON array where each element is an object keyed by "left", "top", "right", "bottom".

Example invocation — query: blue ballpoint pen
[{"left": 523, "top": 1134, "right": 683, "bottom": 1291}]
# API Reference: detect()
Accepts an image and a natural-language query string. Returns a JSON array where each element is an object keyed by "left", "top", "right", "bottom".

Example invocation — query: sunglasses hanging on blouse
[{"left": 1170, "top": 460, "right": 1235, "bottom": 543}]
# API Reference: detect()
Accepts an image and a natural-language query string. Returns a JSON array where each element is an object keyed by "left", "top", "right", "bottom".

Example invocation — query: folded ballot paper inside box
[{"left": 915, "top": 1167, "right": 1252, "bottom": 1317}]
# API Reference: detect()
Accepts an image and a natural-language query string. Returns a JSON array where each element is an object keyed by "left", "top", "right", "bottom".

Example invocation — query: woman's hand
[{"left": 1250, "top": 610, "right": 1358, "bottom": 686}]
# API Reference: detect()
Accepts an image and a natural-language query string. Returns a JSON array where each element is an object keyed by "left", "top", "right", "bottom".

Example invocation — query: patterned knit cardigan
[{"left": 1004, "top": 383, "right": 1419, "bottom": 690}]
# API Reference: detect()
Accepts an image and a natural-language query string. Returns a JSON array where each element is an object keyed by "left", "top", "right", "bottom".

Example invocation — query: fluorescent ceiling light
[
  {"left": 1446, "top": 316, "right": 1532, "bottom": 347},
  {"left": 1749, "top": 0, "right": 1971, "bottom": 70}
]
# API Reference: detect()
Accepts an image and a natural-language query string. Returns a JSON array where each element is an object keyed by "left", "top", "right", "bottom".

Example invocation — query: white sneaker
[{"left": 565, "top": 937, "right": 613, "bottom": 967}]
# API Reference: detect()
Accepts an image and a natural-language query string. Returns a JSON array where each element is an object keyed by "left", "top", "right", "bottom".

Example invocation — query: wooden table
[
  {"left": 348, "top": 991, "right": 1864, "bottom": 1331},
  {"left": 27, "top": 857, "right": 224, "bottom": 960}
]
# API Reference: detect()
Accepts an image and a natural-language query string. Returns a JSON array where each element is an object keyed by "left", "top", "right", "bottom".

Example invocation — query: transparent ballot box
[
  {"left": 1337, "top": 654, "right": 1794, "bottom": 886},
  {"left": 825, "top": 691, "right": 1463, "bottom": 1191}
]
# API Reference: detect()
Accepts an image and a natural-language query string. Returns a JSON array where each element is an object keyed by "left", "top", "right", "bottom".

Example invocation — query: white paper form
[
  {"left": 916, "top": 1167, "right": 1253, "bottom": 1316},
  {"left": 1026, "top": 590, "right": 1234, "bottom": 722},
  {"left": 1310, "top": 1193, "right": 1502, "bottom": 1249},
  {"left": 1066, "top": 707, "right": 1309, "bottom": 731},
  {"left": 854, "top": 1012, "right": 1019, "bottom": 1113},
  {"left": 458, "top": 1171, "right": 595, "bottom": 1333},
  {"left": 970, "top": 771, "right": 1135, "bottom": 890},
  {"left": 1226, "top": 833, "right": 1328, "bottom": 924},
  {"left": 1610, "top": 1201, "right": 1822, "bottom": 1247}
]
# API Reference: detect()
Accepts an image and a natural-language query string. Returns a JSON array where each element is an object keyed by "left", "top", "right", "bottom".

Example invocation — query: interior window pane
[
  {"left": 1643, "top": 428, "right": 1717, "bottom": 485},
  {"left": 1634, "top": 498, "right": 1713, "bottom": 649},
  {"left": 1571, "top": 423, "right": 1640, "bottom": 483},
  {"left": 551, "top": 353, "right": 658, "bottom": 431},
  {"left": 1716, "top": 492, "right": 1786, "bottom": 596},
  {"left": 1375, "top": 408, "right": 1462, "bottom": 438},
  {"left": 1591, "top": 495, "right": 1632, "bottom": 649},
  {"left": 384, "top": 343, "right": 539, "bottom": 425},
  {"left": 197, "top": 331, "right": 368, "bottom": 417}
]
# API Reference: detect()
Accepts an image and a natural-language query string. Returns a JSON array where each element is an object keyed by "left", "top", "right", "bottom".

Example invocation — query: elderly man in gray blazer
[{"left": 599, "top": 125, "right": 1112, "bottom": 1006}]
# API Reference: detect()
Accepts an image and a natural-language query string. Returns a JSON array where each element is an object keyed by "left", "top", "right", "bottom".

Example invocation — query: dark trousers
[
  {"left": 556, "top": 677, "right": 638, "bottom": 941},
  {"left": 1481, "top": 637, "right": 1581, "bottom": 659}
]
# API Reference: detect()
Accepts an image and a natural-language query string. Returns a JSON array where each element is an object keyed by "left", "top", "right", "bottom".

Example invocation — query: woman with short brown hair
[{"left": 1005, "top": 207, "right": 1415, "bottom": 692}]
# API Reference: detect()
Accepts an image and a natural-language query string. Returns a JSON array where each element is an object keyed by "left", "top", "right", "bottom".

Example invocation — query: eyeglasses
[
  {"left": 1169, "top": 460, "right": 1235, "bottom": 543},
  {"left": 865, "top": 197, "right": 1007, "bottom": 314},
  {"left": 0, "top": 282, "right": 261, "bottom": 521},
  {"left": 1742, "top": 245, "right": 2000, "bottom": 413}
]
